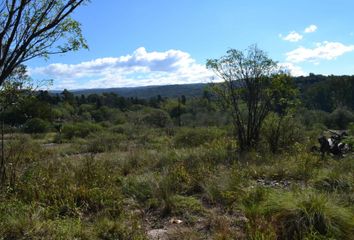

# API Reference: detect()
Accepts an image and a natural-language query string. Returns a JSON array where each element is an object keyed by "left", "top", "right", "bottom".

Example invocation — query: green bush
[
  {"left": 314, "top": 177, "right": 351, "bottom": 192},
  {"left": 269, "top": 192, "right": 354, "bottom": 240},
  {"left": 296, "top": 108, "right": 329, "bottom": 129},
  {"left": 95, "top": 217, "right": 146, "bottom": 240},
  {"left": 61, "top": 122, "right": 103, "bottom": 139},
  {"left": 170, "top": 195, "right": 205, "bottom": 216},
  {"left": 261, "top": 113, "right": 305, "bottom": 153},
  {"left": 121, "top": 175, "right": 154, "bottom": 204},
  {"left": 142, "top": 108, "right": 172, "bottom": 128},
  {"left": 91, "top": 106, "right": 126, "bottom": 124},
  {"left": 85, "top": 132, "right": 126, "bottom": 153},
  {"left": 325, "top": 107, "right": 354, "bottom": 129},
  {"left": 201, "top": 166, "right": 246, "bottom": 207},
  {"left": 3, "top": 135, "right": 49, "bottom": 188},
  {"left": 174, "top": 127, "right": 224, "bottom": 148},
  {"left": 23, "top": 118, "right": 50, "bottom": 133}
]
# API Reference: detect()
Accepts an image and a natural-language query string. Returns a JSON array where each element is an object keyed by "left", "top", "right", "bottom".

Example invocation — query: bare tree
[
  {"left": 207, "top": 45, "right": 290, "bottom": 152},
  {"left": 0, "top": 0, "right": 89, "bottom": 86}
]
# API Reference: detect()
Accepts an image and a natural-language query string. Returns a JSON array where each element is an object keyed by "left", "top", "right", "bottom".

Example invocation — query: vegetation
[
  {"left": 0, "top": 47, "right": 353, "bottom": 239},
  {"left": 207, "top": 46, "right": 299, "bottom": 152}
]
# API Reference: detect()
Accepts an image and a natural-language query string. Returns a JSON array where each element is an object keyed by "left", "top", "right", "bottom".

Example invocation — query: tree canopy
[
  {"left": 207, "top": 45, "right": 298, "bottom": 152},
  {"left": 0, "top": 0, "right": 88, "bottom": 86}
]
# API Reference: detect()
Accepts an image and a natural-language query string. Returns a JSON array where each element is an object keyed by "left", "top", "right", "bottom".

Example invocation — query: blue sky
[{"left": 28, "top": 0, "right": 354, "bottom": 89}]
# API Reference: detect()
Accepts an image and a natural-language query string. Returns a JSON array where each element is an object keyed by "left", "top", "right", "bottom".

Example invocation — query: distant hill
[
  {"left": 62, "top": 83, "right": 209, "bottom": 99},
  {"left": 50, "top": 75, "right": 354, "bottom": 110}
]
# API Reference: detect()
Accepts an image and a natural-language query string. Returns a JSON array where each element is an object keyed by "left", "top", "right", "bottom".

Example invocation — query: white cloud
[
  {"left": 304, "top": 24, "right": 317, "bottom": 33},
  {"left": 286, "top": 41, "right": 354, "bottom": 63},
  {"left": 279, "top": 62, "right": 306, "bottom": 76},
  {"left": 280, "top": 31, "right": 303, "bottom": 42},
  {"left": 30, "top": 47, "right": 215, "bottom": 89}
]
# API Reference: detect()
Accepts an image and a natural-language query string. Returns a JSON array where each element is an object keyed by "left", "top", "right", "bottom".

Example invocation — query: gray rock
[{"left": 147, "top": 229, "right": 168, "bottom": 240}]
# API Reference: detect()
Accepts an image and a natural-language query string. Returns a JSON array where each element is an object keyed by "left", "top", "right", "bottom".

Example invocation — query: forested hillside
[{"left": 59, "top": 74, "right": 354, "bottom": 113}]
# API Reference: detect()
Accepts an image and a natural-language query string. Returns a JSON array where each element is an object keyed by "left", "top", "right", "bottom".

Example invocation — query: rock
[{"left": 147, "top": 229, "right": 168, "bottom": 240}]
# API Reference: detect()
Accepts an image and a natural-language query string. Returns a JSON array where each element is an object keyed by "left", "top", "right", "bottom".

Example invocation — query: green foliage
[
  {"left": 141, "top": 108, "right": 172, "bottom": 128},
  {"left": 52, "top": 103, "right": 76, "bottom": 121},
  {"left": 3, "top": 135, "right": 49, "bottom": 188},
  {"left": 0, "top": 71, "right": 353, "bottom": 239},
  {"left": 62, "top": 122, "right": 103, "bottom": 139},
  {"left": 85, "top": 132, "right": 126, "bottom": 153},
  {"left": 270, "top": 192, "right": 354, "bottom": 240},
  {"left": 95, "top": 217, "right": 147, "bottom": 240},
  {"left": 174, "top": 127, "right": 224, "bottom": 147},
  {"left": 121, "top": 175, "right": 154, "bottom": 204},
  {"left": 23, "top": 118, "right": 51, "bottom": 133},
  {"left": 302, "top": 75, "right": 354, "bottom": 112},
  {"left": 162, "top": 99, "right": 186, "bottom": 118},
  {"left": 296, "top": 108, "right": 329, "bottom": 129},
  {"left": 169, "top": 195, "right": 205, "bottom": 216},
  {"left": 201, "top": 165, "right": 247, "bottom": 207},
  {"left": 261, "top": 113, "right": 305, "bottom": 153},
  {"left": 91, "top": 106, "right": 126, "bottom": 123},
  {"left": 207, "top": 46, "right": 299, "bottom": 151},
  {"left": 325, "top": 107, "right": 354, "bottom": 129},
  {"left": 314, "top": 175, "right": 351, "bottom": 192},
  {"left": 343, "top": 122, "right": 354, "bottom": 146},
  {"left": 248, "top": 149, "right": 319, "bottom": 182}
]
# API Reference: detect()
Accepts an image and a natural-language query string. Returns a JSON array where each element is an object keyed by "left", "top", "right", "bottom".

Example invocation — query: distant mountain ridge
[
  {"left": 52, "top": 83, "right": 209, "bottom": 99},
  {"left": 49, "top": 74, "right": 354, "bottom": 102}
]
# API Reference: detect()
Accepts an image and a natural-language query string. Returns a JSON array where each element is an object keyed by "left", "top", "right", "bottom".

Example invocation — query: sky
[{"left": 28, "top": 0, "right": 354, "bottom": 90}]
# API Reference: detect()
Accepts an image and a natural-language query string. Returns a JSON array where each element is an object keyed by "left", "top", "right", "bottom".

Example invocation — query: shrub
[
  {"left": 164, "top": 163, "right": 193, "bottom": 194},
  {"left": 61, "top": 122, "right": 103, "bottom": 139},
  {"left": 296, "top": 108, "right": 329, "bottom": 129},
  {"left": 261, "top": 113, "right": 305, "bottom": 153},
  {"left": 23, "top": 118, "right": 50, "bottom": 133},
  {"left": 314, "top": 177, "right": 351, "bottom": 192},
  {"left": 95, "top": 217, "right": 147, "bottom": 240},
  {"left": 121, "top": 175, "right": 154, "bottom": 204},
  {"left": 313, "top": 170, "right": 352, "bottom": 193},
  {"left": 325, "top": 107, "right": 354, "bottom": 129},
  {"left": 269, "top": 192, "right": 354, "bottom": 240},
  {"left": 201, "top": 166, "right": 246, "bottom": 206},
  {"left": 85, "top": 132, "right": 126, "bottom": 153},
  {"left": 142, "top": 108, "right": 172, "bottom": 128},
  {"left": 91, "top": 106, "right": 126, "bottom": 124},
  {"left": 174, "top": 127, "right": 224, "bottom": 148},
  {"left": 4, "top": 135, "right": 48, "bottom": 188},
  {"left": 343, "top": 122, "right": 354, "bottom": 147},
  {"left": 170, "top": 195, "right": 205, "bottom": 216}
]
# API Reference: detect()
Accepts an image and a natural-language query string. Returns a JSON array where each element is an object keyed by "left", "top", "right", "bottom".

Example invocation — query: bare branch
[{"left": 0, "top": 0, "right": 88, "bottom": 86}]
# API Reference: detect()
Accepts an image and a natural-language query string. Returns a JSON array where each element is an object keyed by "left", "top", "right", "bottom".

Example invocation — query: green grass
[{"left": 0, "top": 126, "right": 353, "bottom": 239}]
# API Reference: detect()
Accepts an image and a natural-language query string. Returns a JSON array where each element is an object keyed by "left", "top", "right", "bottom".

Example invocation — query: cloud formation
[
  {"left": 279, "top": 62, "right": 306, "bottom": 76},
  {"left": 30, "top": 47, "right": 214, "bottom": 89},
  {"left": 280, "top": 31, "right": 303, "bottom": 42},
  {"left": 304, "top": 24, "right": 317, "bottom": 33},
  {"left": 286, "top": 41, "right": 354, "bottom": 63}
]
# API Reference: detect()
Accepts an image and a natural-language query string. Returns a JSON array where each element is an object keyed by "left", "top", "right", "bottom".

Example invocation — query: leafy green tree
[
  {"left": 207, "top": 45, "right": 297, "bottom": 152},
  {"left": 61, "top": 89, "right": 76, "bottom": 105},
  {"left": 0, "top": 0, "right": 88, "bottom": 86},
  {"left": 142, "top": 108, "right": 172, "bottom": 128},
  {"left": 23, "top": 118, "right": 50, "bottom": 133},
  {"left": 265, "top": 74, "right": 300, "bottom": 153},
  {"left": 326, "top": 108, "right": 354, "bottom": 129}
]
